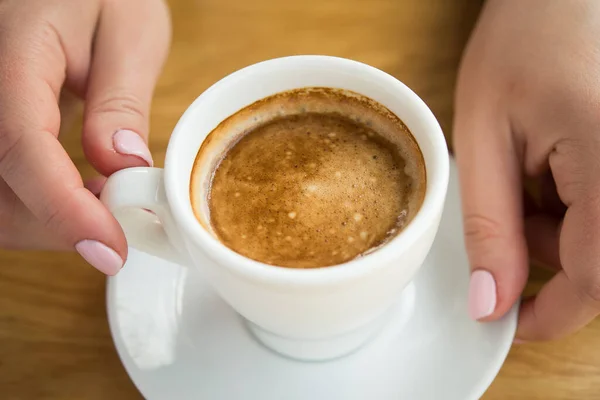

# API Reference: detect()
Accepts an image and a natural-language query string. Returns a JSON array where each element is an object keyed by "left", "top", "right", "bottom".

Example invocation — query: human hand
[
  {"left": 454, "top": 0, "right": 600, "bottom": 341},
  {"left": 0, "top": 0, "right": 170, "bottom": 274}
]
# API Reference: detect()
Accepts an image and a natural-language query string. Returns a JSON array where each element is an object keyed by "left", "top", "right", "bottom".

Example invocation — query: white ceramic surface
[
  {"left": 101, "top": 55, "right": 449, "bottom": 361},
  {"left": 107, "top": 160, "right": 518, "bottom": 400}
]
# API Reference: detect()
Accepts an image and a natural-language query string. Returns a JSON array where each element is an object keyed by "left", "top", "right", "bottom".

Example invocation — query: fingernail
[
  {"left": 75, "top": 240, "right": 123, "bottom": 276},
  {"left": 468, "top": 269, "right": 497, "bottom": 320},
  {"left": 113, "top": 129, "right": 153, "bottom": 166},
  {"left": 513, "top": 338, "right": 527, "bottom": 345}
]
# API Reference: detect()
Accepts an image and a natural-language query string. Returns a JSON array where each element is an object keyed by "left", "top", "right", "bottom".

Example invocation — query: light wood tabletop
[{"left": 1, "top": 0, "right": 599, "bottom": 399}]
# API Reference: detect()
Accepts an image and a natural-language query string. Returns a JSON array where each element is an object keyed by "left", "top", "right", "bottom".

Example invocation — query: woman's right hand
[{"left": 454, "top": 0, "right": 600, "bottom": 341}]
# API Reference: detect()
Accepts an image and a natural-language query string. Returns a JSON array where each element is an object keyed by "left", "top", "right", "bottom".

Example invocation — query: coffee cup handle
[{"left": 100, "top": 167, "right": 192, "bottom": 267}]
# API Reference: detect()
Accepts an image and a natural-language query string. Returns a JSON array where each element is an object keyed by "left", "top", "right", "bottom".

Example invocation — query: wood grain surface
[{"left": 1, "top": 0, "right": 599, "bottom": 399}]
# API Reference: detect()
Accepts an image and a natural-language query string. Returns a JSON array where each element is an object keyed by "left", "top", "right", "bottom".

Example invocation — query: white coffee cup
[{"left": 101, "top": 55, "right": 449, "bottom": 361}]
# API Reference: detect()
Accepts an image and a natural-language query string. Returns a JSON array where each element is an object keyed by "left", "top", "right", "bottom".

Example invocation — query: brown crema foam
[{"left": 191, "top": 88, "right": 426, "bottom": 268}]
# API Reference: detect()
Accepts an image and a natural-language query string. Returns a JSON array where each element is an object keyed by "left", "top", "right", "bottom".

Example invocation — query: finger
[
  {"left": 453, "top": 94, "right": 529, "bottom": 322},
  {"left": 0, "top": 175, "right": 106, "bottom": 251},
  {"left": 82, "top": 0, "right": 171, "bottom": 176},
  {"left": 84, "top": 176, "right": 107, "bottom": 198},
  {"left": 524, "top": 214, "right": 562, "bottom": 270},
  {"left": 0, "top": 28, "right": 126, "bottom": 274},
  {"left": 517, "top": 272, "right": 596, "bottom": 341},
  {"left": 518, "top": 198, "right": 600, "bottom": 340}
]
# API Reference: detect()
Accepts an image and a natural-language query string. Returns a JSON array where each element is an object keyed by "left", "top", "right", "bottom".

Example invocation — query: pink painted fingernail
[
  {"left": 468, "top": 269, "right": 497, "bottom": 320},
  {"left": 113, "top": 129, "right": 153, "bottom": 166},
  {"left": 75, "top": 240, "right": 123, "bottom": 276}
]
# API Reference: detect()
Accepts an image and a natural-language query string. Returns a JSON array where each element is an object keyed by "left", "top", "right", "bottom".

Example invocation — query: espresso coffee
[{"left": 191, "top": 88, "right": 426, "bottom": 268}]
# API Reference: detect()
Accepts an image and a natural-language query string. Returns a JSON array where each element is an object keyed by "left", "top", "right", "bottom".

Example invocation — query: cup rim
[{"left": 165, "top": 55, "right": 449, "bottom": 285}]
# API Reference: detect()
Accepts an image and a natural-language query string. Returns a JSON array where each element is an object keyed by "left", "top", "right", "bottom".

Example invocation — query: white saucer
[{"left": 107, "top": 160, "right": 518, "bottom": 400}]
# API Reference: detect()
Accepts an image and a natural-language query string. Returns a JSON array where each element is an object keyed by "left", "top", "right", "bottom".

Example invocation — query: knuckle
[
  {"left": 38, "top": 193, "right": 75, "bottom": 238},
  {"left": 0, "top": 16, "right": 66, "bottom": 73},
  {"left": 40, "top": 204, "right": 64, "bottom": 232},
  {"left": 463, "top": 213, "right": 505, "bottom": 246},
  {"left": 0, "top": 133, "right": 24, "bottom": 176},
  {"left": 87, "top": 91, "right": 147, "bottom": 121},
  {"left": 37, "top": 187, "right": 90, "bottom": 243}
]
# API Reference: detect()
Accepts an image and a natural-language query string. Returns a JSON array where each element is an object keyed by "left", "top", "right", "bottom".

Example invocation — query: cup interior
[{"left": 165, "top": 56, "right": 448, "bottom": 276}]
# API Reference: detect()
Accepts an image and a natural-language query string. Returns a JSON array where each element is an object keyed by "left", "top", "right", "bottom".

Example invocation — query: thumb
[
  {"left": 82, "top": 0, "right": 170, "bottom": 176},
  {"left": 453, "top": 94, "right": 529, "bottom": 321}
]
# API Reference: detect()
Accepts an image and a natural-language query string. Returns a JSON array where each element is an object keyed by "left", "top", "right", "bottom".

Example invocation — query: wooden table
[{"left": 1, "top": 0, "right": 599, "bottom": 398}]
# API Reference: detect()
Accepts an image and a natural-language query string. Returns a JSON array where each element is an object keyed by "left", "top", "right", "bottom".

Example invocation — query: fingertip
[
  {"left": 515, "top": 270, "right": 599, "bottom": 342},
  {"left": 71, "top": 188, "right": 130, "bottom": 270},
  {"left": 463, "top": 226, "right": 529, "bottom": 321},
  {"left": 82, "top": 126, "right": 152, "bottom": 176},
  {"left": 75, "top": 239, "right": 124, "bottom": 276}
]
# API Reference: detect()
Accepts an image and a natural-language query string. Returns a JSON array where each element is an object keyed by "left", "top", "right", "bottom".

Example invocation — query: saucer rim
[
  {"left": 469, "top": 301, "right": 518, "bottom": 400},
  {"left": 105, "top": 251, "right": 518, "bottom": 400}
]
